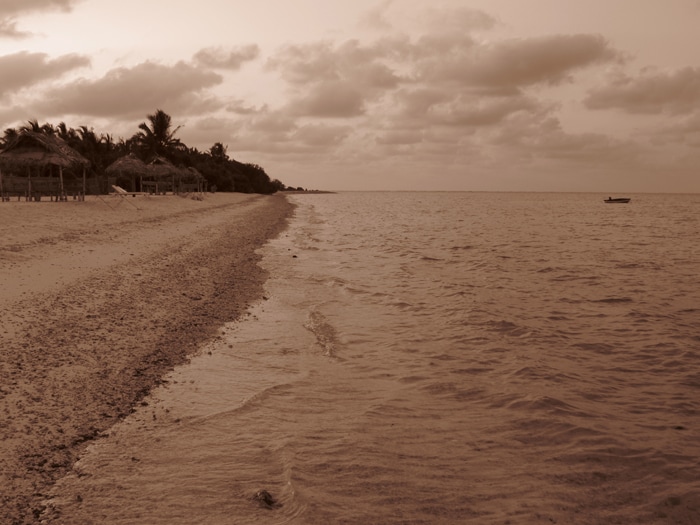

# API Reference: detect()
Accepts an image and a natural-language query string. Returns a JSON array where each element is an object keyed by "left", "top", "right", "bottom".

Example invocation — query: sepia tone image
[{"left": 1, "top": 1, "right": 699, "bottom": 524}]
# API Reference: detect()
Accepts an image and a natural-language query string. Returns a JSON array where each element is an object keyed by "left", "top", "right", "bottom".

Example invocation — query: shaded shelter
[
  {"left": 182, "top": 167, "right": 207, "bottom": 193},
  {"left": 105, "top": 153, "right": 150, "bottom": 192},
  {"left": 144, "top": 156, "right": 190, "bottom": 194},
  {"left": 0, "top": 131, "right": 90, "bottom": 201}
]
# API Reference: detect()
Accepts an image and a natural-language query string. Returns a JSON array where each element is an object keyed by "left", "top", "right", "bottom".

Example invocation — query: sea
[{"left": 47, "top": 192, "right": 700, "bottom": 524}]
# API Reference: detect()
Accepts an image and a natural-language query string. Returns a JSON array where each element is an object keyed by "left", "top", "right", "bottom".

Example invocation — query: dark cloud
[
  {"left": 0, "top": 51, "right": 90, "bottom": 96},
  {"left": 268, "top": 30, "right": 620, "bottom": 126},
  {"left": 418, "top": 33, "right": 622, "bottom": 89},
  {"left": 271, "top": 39, "right": 401, "bottom": 88},
  {"left": 584, "top": 67, "right": 700, "bottom": 114},
  {"left": 427, "top": 94, "right": 542, "bottom": 127},
  {"left": 268, "top": 39, "right": 402, "bottom": 118},
  {"left": 35, "top": 61, "right": 223, "bottom": 118},
  {"left": 193, "top": 45, "right": 260, "bottom": 70}
]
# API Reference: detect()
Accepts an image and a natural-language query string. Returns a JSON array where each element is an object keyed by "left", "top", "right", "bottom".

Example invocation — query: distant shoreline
[{"left": 282, "top": 190, "right": 336, "bottom": 194}]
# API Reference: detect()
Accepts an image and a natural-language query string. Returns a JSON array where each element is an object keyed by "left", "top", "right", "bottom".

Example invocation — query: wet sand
[{"left": 0, "top": 193, "right": 293, "bottom": 524}]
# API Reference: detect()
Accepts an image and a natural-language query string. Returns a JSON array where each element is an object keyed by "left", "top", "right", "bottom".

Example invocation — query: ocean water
[{"left": 48, "top": 192, "right": 700, "bottom": 524}]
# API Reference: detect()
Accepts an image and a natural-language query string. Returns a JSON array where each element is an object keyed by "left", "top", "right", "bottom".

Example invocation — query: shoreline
[{"left": 0, "top": 193, "right": 294, "bottom": 524}]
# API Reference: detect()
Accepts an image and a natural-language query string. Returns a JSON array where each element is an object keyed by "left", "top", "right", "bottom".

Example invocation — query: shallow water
[{"left": 48, "top": 192, "right": 700, "bottom": 524}]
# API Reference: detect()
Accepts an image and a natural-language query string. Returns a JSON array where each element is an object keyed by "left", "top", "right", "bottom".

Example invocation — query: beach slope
[{"left": 0, "top": 193, "right": 293, "bottom": 524}]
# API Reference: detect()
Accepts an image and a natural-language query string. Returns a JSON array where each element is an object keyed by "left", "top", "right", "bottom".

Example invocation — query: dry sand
[{"left": 0, "top": 192, "right": 293, "bottom": 524}]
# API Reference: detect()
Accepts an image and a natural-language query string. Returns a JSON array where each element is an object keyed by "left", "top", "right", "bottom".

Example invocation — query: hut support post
[
  {"left": 27, "top": 166, "right": 31, "bottom": 201},
  {"left": 0, "top": 167, "right": 3, "bottom": 201},
  {"left": 59, "top": 166, "right": 65, "bottom": 201},
  {"left": 82, "top": 167, "right": 86, "bottom": 201}
]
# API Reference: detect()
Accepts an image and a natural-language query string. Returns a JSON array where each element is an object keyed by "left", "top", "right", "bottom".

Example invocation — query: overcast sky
[{"left": 1, "top": 0, "right": 699, "bottom": 192}]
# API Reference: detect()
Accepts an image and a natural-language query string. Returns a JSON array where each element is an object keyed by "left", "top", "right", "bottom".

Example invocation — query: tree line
[{"left": 0, "top": 109, "right": 285, "bottom": 194}]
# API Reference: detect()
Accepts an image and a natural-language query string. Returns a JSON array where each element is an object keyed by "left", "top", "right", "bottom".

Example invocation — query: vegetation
[{"left": 0, "top": 109, "right": 286, "bottom": 194}]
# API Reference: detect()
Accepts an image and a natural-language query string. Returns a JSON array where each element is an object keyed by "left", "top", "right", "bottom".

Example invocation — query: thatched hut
[
  {"left": 182, "top": 167, "right": 207, "bottom": 193},
  {"left": 105, "top": 154, "right": 151, "bottom": 192},
  {"left": 0, "top": 131, "right": 90, "bottom": 201},
  {"left": 143, "top": 156, "right": 191, "bottom": 194}
]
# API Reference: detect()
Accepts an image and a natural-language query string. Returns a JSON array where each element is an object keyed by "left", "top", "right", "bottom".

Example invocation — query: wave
[{"left": 304, "top": 309, "right": 340, "bottom": 357}]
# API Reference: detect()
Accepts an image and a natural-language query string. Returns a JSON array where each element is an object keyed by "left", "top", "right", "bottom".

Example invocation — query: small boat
[{"left": 604, "top": 197, "right": 631, "bottom": 203}]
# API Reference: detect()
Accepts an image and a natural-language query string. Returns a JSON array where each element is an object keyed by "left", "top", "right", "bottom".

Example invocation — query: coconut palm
[
  {"left": 1, "top": 128, "right": 18, "bottom": 147},
  {"left": 132, "top": 109, "right": 183, "bottom": 160}
]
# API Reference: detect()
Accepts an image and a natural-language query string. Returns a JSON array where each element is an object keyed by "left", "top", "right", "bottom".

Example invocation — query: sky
[{"left": 1, "top": 0, "right": 700, "bottom": 192}]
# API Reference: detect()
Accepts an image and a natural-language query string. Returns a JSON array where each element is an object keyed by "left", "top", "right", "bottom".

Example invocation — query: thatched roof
[
  {"left": 105, "top": 154, "right": 150, "bottom": 176},
  {"left": 185, "top": 166, "right": 205, "bottom": 181},
  {"left": 146, "top": 155, "right": 189, "bottom": 179},
  {"left": 0, "top": 131, "right": 89, "bottom": 170}
]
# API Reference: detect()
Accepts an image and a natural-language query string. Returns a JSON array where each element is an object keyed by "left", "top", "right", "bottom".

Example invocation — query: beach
[{"left": 0, "top": 193, "right": 293, "bottom": 524}]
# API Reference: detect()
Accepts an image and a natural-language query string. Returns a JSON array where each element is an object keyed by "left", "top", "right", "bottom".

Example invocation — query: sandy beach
[{"left": 0, "top": 193, "right": 293, "bottom": 524}]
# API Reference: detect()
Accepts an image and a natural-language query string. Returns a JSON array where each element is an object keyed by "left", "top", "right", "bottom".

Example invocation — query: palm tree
[
  {"left": 18, "top": 120, "right": 57, "bottom": 135},
  {"left": 132, "top": 109, "right": 183, "bottom": 160},
  {"left": 74, "top": 126, "right": 116, "bottom": 172},
  {"left": 56, "top": 122, "right": 78, "bottom": 144},
  {"left": 1, "top": 128, "right": 18, "bottom": 147},
  {"left": 19, "top": 120, "right": 43, "bottom": 133}
]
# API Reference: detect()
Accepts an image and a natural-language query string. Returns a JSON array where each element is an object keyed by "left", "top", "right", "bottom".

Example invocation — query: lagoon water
[{"left": 48, "top": 192, "right": 700, "bottom": 524}]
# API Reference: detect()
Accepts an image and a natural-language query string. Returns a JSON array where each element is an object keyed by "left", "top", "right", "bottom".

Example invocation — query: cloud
[
  {"left": 34, "top": 61, "right": 223, "bottom": 118},
  {"left": 180, "top": 116, "right": 241, "bottom": 150},
  {"left": 360, "top": 3, "right": 497, "bottom": 35},
  {"left": 375, "top": 129, "right": 424, "bottom": 146},
  {"left": 268, "top": 39, "right": 402, "bottom": 89},
  {"left": 0, "top": 51, "right": 90, "bottom": 96},
  {"left": 487, "top": 114, "right": 642, "bottom": 167},
  {"left": 0, "top": 0, "right": 79, "bottom": 17},
  {"left": 192, "top": 45, "right": 260, "bottom": 70},
  {"left": 420, "top": 5, "right": 498, "bottom": 34},
  {"left": 268, "top": 39, "right": 403, "bottom": 118},
  {"left": 584, "top": 67, "right": 700, "bottom": 114},
  {"left": 293, "top": 123, "right": 352, "bottom": 147},
  {"left": 358, "top": 0, "right": 394, "bottom": 31},
  {"left": 269, "top": 40, "right": 388, "bottom": 86},
  {"left": 391, "top": 87, "right": 448, "bottom": 120},
  {"left": 650, "top": 112, "right": 700, "bottom": 148},
  {"left": 289, "top": 81, "right": 366, "bottom": 118},
  {"left": 248, "top": 109, "right": 297, "bottom": 136},
  {"left": 0, "top": 0, "right": 83, "bottom": 39},
  {"left": 417, "top": 33, "right": 622, "bottom": 90},
  {"left": 267, "top": 30, "right": 621, "bottom": 129},
  {"left": 427, "top": 94, "right": 544, "bottom": 127},
  {"left": 254, "top": 19, "right": 629, "bottom": 180},
  {"left": 225, "top": 100, "right": 262, "bottom": 115},
  {"left": 0, "top": 19, "right": 30, "bottom": 38}
]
